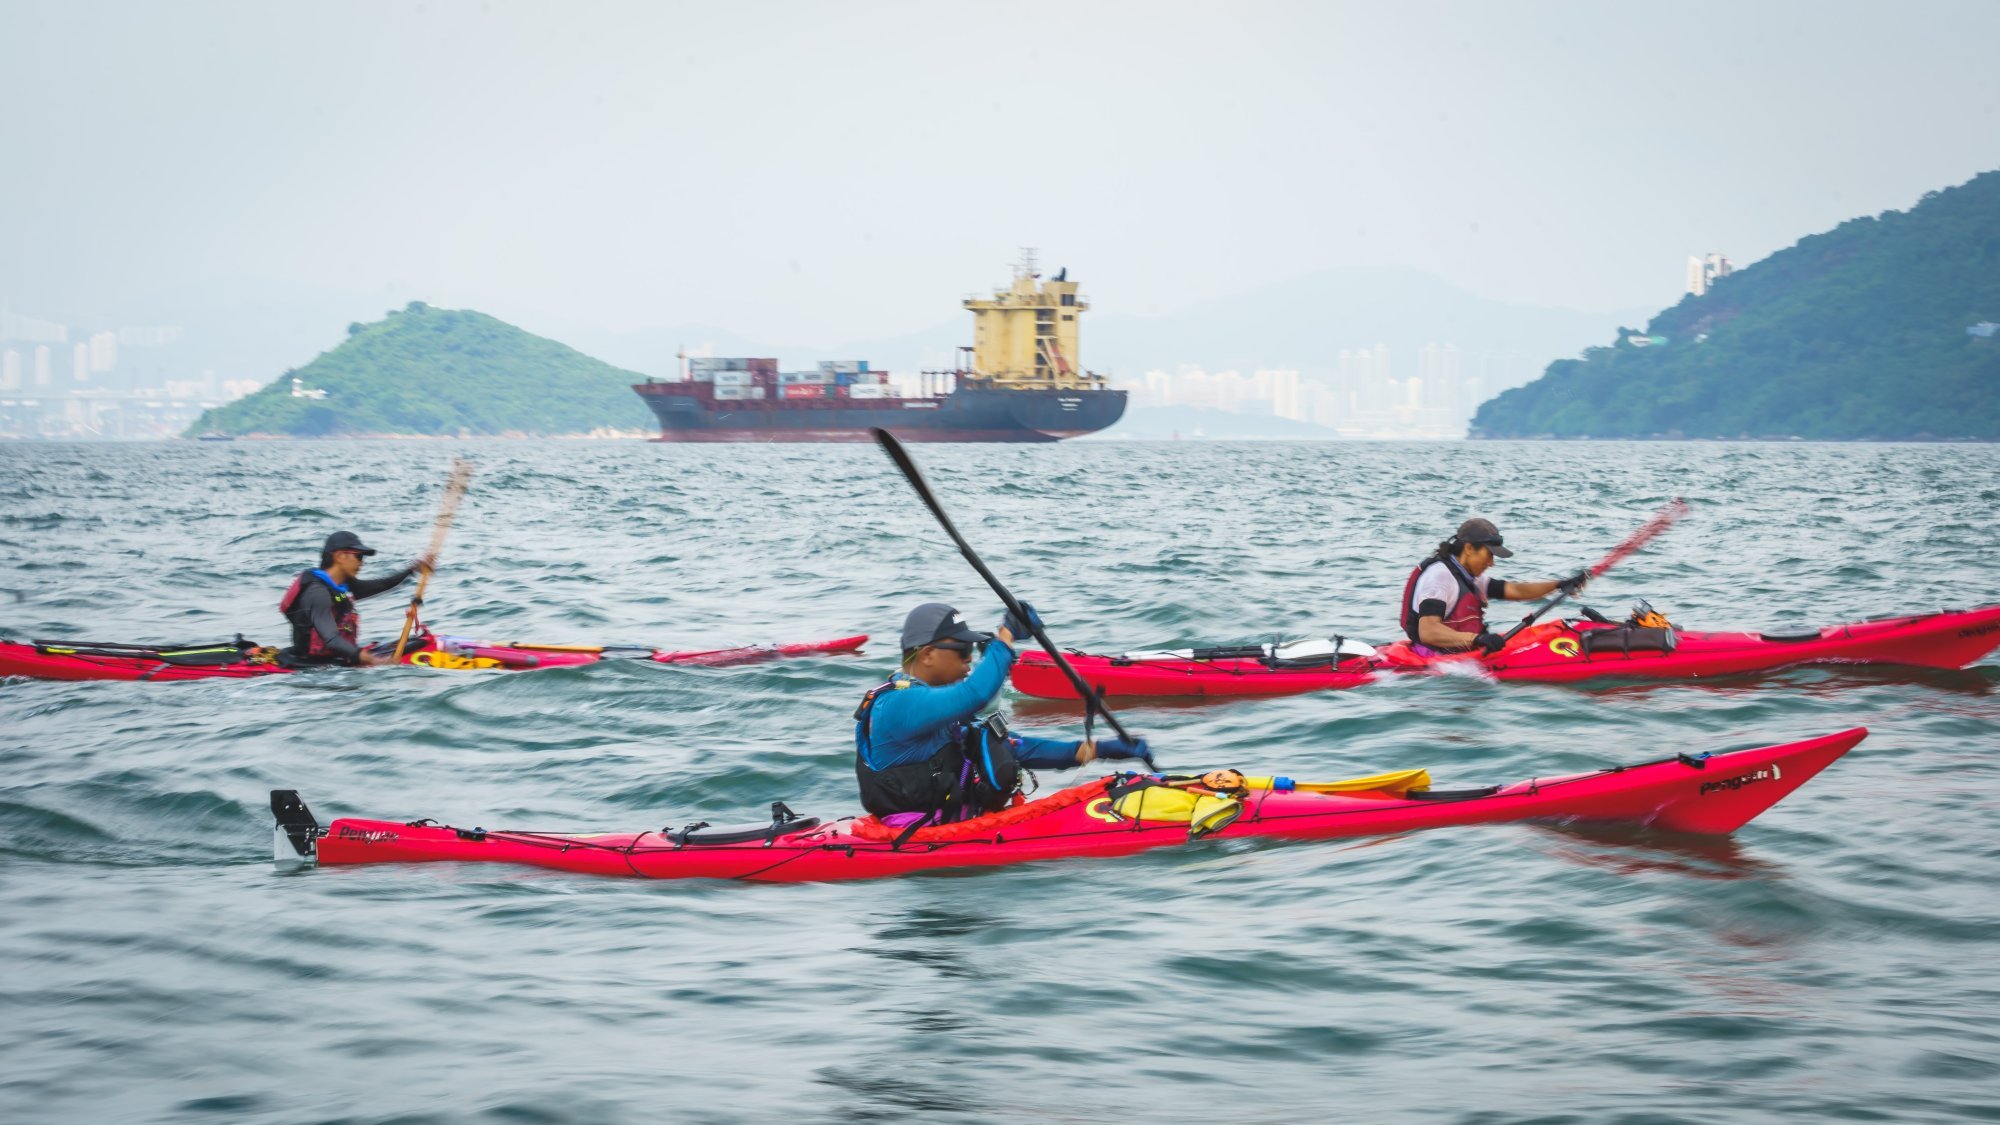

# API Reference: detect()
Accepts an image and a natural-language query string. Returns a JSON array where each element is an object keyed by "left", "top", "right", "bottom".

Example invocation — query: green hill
[
  {"left": 186, "top": 303, "right": 654, "bottom": 437},
  {"left": 1471, "top": 170, "right": 2000, "bottom": 441}
]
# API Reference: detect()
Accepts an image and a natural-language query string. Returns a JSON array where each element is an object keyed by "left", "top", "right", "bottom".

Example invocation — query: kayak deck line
[{"left": 276, "top": 728, "right": 1865, "bottom": 884}]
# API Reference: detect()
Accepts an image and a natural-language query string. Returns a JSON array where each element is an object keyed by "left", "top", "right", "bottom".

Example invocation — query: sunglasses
[{"left": 931, "top": 641, "right": 976, "bottom": 657}]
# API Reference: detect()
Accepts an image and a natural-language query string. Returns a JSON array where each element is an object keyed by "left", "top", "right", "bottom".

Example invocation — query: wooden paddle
[{"left": 392, "top": 459, "right": 475, "bottom": 662}]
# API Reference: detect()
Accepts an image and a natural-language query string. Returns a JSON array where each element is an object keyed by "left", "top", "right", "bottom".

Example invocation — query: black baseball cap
[
  {"left": 900, "top": 602, "right": 991, "bottom": 651},
  {"left": 322, "top": 530, "right": 378, "bottom": 557},
  {"left": 1455, "top": 518, "right": 1514, "bottom": 558}
]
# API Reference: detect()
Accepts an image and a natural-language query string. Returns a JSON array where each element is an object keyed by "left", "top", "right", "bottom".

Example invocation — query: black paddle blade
[{"left": 270, "top": 789, "right": 321, "bottom": 857}]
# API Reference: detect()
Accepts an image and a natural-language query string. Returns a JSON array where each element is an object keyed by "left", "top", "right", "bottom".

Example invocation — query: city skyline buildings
[{"left": 1117, "top": 340, "right": 1510, "bottom": 439}]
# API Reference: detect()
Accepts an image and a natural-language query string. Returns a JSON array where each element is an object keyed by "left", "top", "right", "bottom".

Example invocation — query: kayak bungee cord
[{"left": 870, "top": 427, "right": 1154, "bottom": 770}]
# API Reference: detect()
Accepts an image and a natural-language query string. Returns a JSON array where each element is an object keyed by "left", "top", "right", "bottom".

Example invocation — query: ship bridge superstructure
[{"left": 960, "top": 250, "right": 1106, "bottom": 391}]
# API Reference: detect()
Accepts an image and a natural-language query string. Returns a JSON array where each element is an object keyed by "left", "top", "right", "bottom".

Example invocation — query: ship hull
[{"left": 635, "top": 385, "right": 1126, "bottom": 443}]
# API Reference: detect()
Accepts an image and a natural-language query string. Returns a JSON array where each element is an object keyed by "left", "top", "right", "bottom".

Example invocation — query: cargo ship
[{"left": 633, "top": 254, "right": 1127, "bottom": 442}]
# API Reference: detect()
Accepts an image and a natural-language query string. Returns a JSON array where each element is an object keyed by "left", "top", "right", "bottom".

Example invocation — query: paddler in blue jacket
[
  {"left": 278, "top": 530, "right": 432, "bottom": 666},
  {"left": 855, "top": 602, "right": 1149, "bottom": 827}
]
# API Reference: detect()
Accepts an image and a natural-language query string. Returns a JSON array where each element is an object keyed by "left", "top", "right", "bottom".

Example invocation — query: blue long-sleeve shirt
[{"left": 856, "top": 640, "right": 1083, "bottom": 771}]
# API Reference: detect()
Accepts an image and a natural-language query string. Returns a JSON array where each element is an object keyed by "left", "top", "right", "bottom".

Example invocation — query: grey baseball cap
[
  {"left": 1455, "top": 518, "right": 1514, "bottom": 558},
  {"left": 900, "top": 602, "right": 992, "bottom": 651}
]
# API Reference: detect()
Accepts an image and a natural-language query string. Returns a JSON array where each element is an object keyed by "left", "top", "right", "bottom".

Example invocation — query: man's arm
[
  {"left": 867, "top": 642, "right": 1018, "bottom": 752},
  {"left": 1494, "top": 578, "right": 1562, "bottom": 602},
  {"left": 1416, "top": 613, "right": 1480, "bottom": 651},
  {"left": 349, "top": 565, "right": 417, "bottom": 600},
  {"left": 1012, "top": 734, "right": 1090, "bottom": 769}
]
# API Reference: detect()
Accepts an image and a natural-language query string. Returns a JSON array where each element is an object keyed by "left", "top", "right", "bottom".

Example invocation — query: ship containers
[
  {"left": 711, "top": 370, "right": 754, "bottom": 387},
  {"left": 688, "top": 357, "right": 749, "bottom": 382},
  {"left": 781, "top": 384, "right": 826, "bottom": 399},
  {"left": 847, "top": 383, "right": 892, "bottom": 399},
  {"left": 714, "top": 386, "right": 765, "bottom": 400},
  {"left": 779, "top": 370, "right": 835, "bottom": 385},
  {"left": 818, "top": 360, "right": 868, "bottom": 375}
]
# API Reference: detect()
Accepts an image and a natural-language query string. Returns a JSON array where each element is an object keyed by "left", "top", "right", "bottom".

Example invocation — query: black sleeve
[
  {"left": 1415, "top": 598, "right": 1449, "bottom": 620},
  {"left": 300, "top": 584, "right": 362, "bottom": 662},
  {"left": 1488, "top": 580, "right": 1510, "bottom": 601},
  {"left": 349, "top": 566, "right": 415, "bottom": 601}
]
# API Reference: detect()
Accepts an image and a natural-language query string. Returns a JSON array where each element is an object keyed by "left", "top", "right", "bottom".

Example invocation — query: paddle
[
  {"left": 870, "top": 427, "right": 1153, "bottom": 770},
  {"left": 392, "top": 459, "right": 476, "bottom": 662},
  {"left": 1501, "top": 497, "right": 1691, "bottom": 642}
]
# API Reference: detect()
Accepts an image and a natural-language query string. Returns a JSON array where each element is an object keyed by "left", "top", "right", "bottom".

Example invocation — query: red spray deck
[
  {"left": 1011, "top": 604, "right": 2000, "bottom": 699},
  {"left": 0, "top": 630, "right": 867, "bottom": 683},
  {"left": 280, "top": 728, "right": 1864, "bottom": 884}
]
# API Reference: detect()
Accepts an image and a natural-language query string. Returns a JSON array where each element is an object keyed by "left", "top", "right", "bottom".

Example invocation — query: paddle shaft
[
  {"left": 392, "top": 459, "right": 475, "bottom": 661},
  {"left": 1502, "top": 497, "right": 1689, "bottom": 642},
  {"left": 870, "top": 428, "right": 1139, "bottom": 753}
]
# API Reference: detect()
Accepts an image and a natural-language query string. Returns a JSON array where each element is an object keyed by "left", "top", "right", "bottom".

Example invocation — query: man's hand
[
  {"left": 1473, "top": 631, "right": 1506, "bottom": 656},
  {"left": 1557, "top": 569, "right": 1589, "bottom": 596},
  {"left": 359, "top": 650, "right": 390, "bottom": 667},
  {"left": 1001, "top": 602, "right": 1041, "bottom": 641},
  {"left": 1092, "top": 736, "right": 1151, "bottom": 761}
]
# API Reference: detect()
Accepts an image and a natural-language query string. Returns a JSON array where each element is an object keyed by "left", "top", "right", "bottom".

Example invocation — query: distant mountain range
[{"left": 1474, "top": 169, "right": 2000, "bottom": 440}]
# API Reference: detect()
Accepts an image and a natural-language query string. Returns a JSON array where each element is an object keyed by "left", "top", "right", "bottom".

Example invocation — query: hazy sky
[{"left": 3, "top": 0, "right": 1996, "bottom": 344}]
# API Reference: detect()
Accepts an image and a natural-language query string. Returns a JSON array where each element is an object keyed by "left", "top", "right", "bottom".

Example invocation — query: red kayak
[
  {"left": 1012, "top": 604, "right": 2000, "bottom": 699},
  {"left": 0, "top": 629, "right": 867, "bottom": 683},
  {"left": 275, "top": 727, "right": 1863, "bottom": 883}
]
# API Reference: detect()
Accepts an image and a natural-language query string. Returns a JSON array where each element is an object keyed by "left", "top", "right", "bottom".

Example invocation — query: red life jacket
[
  {"left": 279, "top": 568, "right": 359, "bottom": 661},
  {"left": 1399, "top": 557, "right": 1487, "bottom": 647}
]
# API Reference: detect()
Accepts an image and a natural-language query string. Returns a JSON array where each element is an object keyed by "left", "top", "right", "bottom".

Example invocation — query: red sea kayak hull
[
  {"left": 1012, "top": 605, "right": 2000, "bottom": 699},
  {"left": 0, "top": 633, "right": 867, "bottom": 683},
  {"left": 302, "top": 728, "right": 1864, "bottom": 883}
]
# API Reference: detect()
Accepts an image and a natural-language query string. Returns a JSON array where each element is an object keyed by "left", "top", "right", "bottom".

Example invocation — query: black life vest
[
  {"left": 853, "top": 674, "right": 1021, "bottom": 823},
  {"left": 279, "top": 568, "right": 359, "bottom": 664},
  {"left": 1399, "top": 556, "right": 1487, "bottom": 646}
]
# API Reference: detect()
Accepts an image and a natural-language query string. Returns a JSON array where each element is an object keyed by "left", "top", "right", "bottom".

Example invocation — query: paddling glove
[
  {"left": 1002, "top": 602, "right": 1042, "bottom": 640},
  {"left": 1558, "top": 570, "right": 1590, "bottom": 595},
  {"left": 1473, "top": 631, "right": 1506, "bottom": 656},
  {"left": 1093, "top": 736, "right": 1151, "bottom": 761}
]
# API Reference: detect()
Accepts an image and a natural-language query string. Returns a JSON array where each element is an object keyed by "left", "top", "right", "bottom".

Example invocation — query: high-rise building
[
  {"left": 1264, "top": 369, "right": 1303, "bottom": 422},
  {"left": 34, "top": 345, "right": 51, "bottom": 386},
  {"left": 1, "top": 350, "right": 19, "bottom": 391},
  {"left": 90, "top": 331, "right": 118, "bottom": 372},
  {"left": 1687, "top": 251, "right": 1735, "bottom": 296},
  {"left": 73, "top": 343, "right": 90, "bottom": 384}
]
